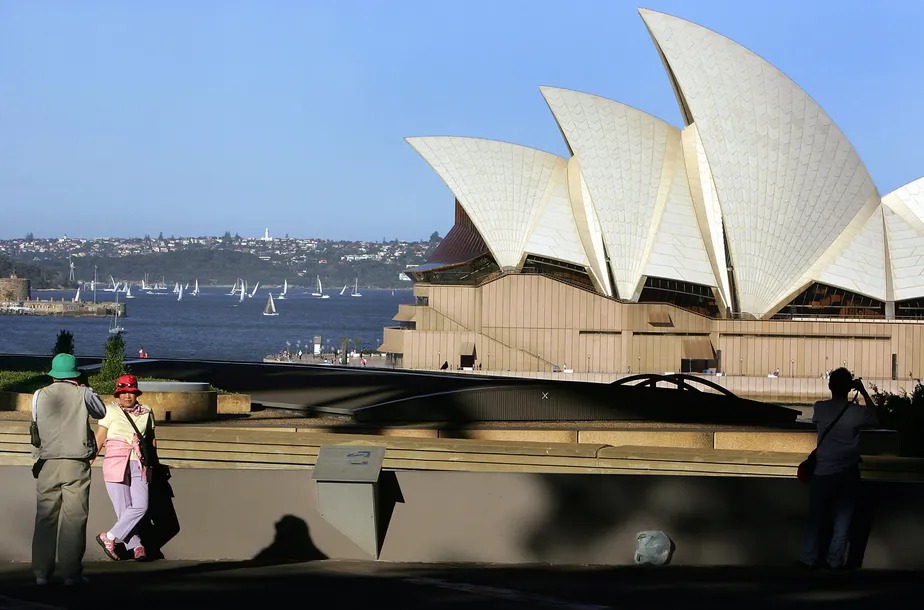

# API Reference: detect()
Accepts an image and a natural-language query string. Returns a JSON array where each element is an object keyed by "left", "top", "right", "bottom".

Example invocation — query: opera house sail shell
[{"left": 382, "top": 9, "right": 924, "bottom": 382}]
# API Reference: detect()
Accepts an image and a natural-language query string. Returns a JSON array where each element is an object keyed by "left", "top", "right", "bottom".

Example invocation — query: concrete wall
[{"left": 2, "top": 465, "right": 922, "bottom": 568}]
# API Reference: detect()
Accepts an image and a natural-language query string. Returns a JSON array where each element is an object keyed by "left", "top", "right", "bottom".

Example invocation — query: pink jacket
[{"left": 102, "top": 437, "right": 146, "bottom": 483}]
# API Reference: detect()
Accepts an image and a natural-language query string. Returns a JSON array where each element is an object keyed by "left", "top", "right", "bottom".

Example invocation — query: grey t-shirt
[{"left": 812, "top": 397, "right": 878, "bottom": 475}]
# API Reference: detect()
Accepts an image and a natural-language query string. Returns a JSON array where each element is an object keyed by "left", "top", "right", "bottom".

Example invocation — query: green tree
[
  {"left": 25, "top": 232, "right": 34, "bottom": 242},
  {"left": 429, "top": 231, "right": 441, "bottom": 243},
  {"left": 94, "top": 331, "right": 127, "bottom": 394},
  {"left": 51, "top": 329, "right": 75, "bottom": 356},
  {"left": 872, "top": 382, "right": 924, "bottom": 456}
]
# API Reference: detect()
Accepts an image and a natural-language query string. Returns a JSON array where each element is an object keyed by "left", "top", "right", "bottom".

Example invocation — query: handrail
[{"left": 611, "top": 373, "right": 738, "bottom": 398}]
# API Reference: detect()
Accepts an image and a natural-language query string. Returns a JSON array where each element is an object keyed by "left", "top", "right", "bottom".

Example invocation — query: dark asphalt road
[{"left": 1, "top": 560, "right": 921, "bottom": 609}]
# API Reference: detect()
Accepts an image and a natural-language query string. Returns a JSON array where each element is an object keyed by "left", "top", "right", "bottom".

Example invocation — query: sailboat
[
  {"left": 249, "top": 281, "right": 260, "bottom": 298},
  {"left": 313, "top": 276, "right": 329, "bottom": 299},
  {"left": 73, "top": 287, "right": 81, "bottom": 302},
  {"left": 109, "top": 310, "right": 125, "bottom": 334},
  {"left": 278, "top": 279, "right": 288, "bottom": 300},
  {"left": 351, "top": 278, "right": 362, "bottom": 297},
  {"left": 177, "top": 283, "right": 184, "bottom": 301},
  {"left": 125, "top": 284, "right": 134, "bottom": 299},
  {"left": 192, "top": 279, "right": 199, "bottom": 296},
  {"left": 262, "top": 293, "right": 278, "bottom": 316},
  {"left": 339, "top": 284, "right": 348, "bottom": 296}
]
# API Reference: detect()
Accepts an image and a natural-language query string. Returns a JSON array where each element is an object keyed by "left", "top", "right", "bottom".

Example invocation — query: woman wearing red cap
[{"left": 92, "top": 374, "right": 155, "bottom": 561}]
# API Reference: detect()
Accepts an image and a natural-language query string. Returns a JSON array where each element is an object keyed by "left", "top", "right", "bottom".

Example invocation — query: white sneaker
[{"left": 35, "top": 576, "right": 49, "bottom": 586}]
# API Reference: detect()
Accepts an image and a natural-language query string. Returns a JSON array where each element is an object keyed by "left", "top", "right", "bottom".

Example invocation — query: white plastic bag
[{"left": 634, "top": 530, "right": 673, "bottom": 566}]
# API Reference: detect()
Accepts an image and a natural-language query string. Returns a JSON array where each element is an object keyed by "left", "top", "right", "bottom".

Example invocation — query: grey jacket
[{"left": 32, "top": 381, "right": 107, "bottom": 460}]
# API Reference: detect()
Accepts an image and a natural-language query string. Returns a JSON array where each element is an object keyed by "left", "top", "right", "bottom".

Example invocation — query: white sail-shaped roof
[
  {"left": 883, "top": 178, "right": 924, "bottom": 302},
  {"left": 813, "top": 207, "right": 887, "bottom": 301},
  {"left": 406, "top": 137, "right": 571, "bottom": 271},
  {"left": 541, "top": 86, "right": 690, "bottom": 299},
  {"left": 520, "top": 161, "right": 595, "bottom": 273},
  {"left": 643, "top": 135, "right": 716, "bottom": 293},
  {"left": 568, "top": 159, "right": 614, "bottom": 296},
  {"left": 681, "top": 124, "right": 732, "bottom": 310},
  {"left": 641, "top": 9, "right": 881, "bottom": 318}
]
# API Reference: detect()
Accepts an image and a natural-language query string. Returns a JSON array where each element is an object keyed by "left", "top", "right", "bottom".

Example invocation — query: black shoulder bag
[
  {"left": 121, "top": 409, "right": 160, "bottom": 469},
  {"left": 797, "top": 397, "right": 854, "bottom": 484}
]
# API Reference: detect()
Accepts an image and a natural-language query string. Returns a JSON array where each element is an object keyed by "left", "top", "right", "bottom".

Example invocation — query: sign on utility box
[{"left": 312, "top": 445, "right": 386, "bottom": 559}]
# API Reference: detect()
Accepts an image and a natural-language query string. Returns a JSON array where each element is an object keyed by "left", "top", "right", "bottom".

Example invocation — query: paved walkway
[{"left": 1, "top": 560, "right": 921, "bottom": 609}]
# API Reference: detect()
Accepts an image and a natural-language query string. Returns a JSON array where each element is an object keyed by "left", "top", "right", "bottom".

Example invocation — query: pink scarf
[{"left": 118, "top": 401, "right": 150, "bottom": 417}]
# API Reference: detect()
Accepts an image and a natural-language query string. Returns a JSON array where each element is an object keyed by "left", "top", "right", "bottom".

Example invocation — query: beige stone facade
[
  {"left": 383, "top": 275, "right": 924, "bottom": 381},
  {"left": 0, "top": 275, "right": 29, "bottom": 301}
]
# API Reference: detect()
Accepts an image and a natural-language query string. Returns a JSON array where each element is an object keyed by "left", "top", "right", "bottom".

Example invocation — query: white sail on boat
[
  {"left": 313, "top": 276, "right": 329, "bottom": 299},
  {"left": 278, "top": 279, "right": 288, "bottom": 300},
  {"left": 249, "top": 281, "right": 260, "bottom": 298},
  {"left": 192, "top": 279, "right": 199, "bottom": 296},
  {"left": 177, "top": 283, "right": 184, "bottom": 301},
  {"left": 109, "top": 310, "right": 125, "bottom": 334},
  {"left": 262, "top": 293, "right": 278, "bottom": 316},
  {"left": 351, "top": 278, "right": 362, "bottom": 297},
  {"left": 125, "top": 284, "right": 134, "bottom": 299},
  {"left": 339, "top": 284, "right": 348, "bottom": 296},
  {"left": 73, "top": 287, "right": 81, "bottom": 302}
]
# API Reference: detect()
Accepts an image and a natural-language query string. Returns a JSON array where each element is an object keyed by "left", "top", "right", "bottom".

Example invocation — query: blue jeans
[{"left": 800, "top": 469, "right": 860, "bottom": 567}]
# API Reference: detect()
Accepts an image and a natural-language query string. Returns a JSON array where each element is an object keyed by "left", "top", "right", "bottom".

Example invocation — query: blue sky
[{"left": 2, "top": 0, "right": 922, "bottom": 241}]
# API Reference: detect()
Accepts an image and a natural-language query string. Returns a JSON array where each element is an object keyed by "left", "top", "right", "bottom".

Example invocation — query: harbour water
[{"left": 0, "top": 286, "right": 415, "bottom": 361}]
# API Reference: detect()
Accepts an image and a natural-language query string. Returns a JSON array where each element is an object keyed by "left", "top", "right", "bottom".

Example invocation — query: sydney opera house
[{"left": 380, "top": 9, "right": 924, "bottom": 380}]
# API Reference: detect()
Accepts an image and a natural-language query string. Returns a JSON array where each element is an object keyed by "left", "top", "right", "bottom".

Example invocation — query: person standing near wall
[
  {"left": 93, "top": 375, "right": 155, "bottom": 562},
  {"left": 798, "top": 367, "right": 878, "bottom": 569},
  {"left": 31, "top": 353, "right": 107, "bottom": 586}
]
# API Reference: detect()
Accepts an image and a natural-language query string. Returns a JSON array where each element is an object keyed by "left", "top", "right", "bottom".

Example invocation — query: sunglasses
[{"left": 116, "top": 382, "right": 136, "bottom": 388}]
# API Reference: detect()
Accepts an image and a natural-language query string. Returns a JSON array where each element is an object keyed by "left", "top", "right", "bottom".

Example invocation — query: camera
[{"left": 852, "top": 377, "right": 864, "bottom": 390}]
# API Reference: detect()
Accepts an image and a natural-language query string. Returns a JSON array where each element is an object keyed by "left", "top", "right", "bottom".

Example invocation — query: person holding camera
[
  {"left": 798, "top": 367, "right": 878, "bottom": 569},
  {"left": 31, "top": 354, "right": 106, "bottom": 586}
]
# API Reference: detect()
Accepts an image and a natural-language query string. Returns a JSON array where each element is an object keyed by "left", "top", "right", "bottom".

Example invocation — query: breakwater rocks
[{"left": 0, "top": 299, "right": 126, "bottom": 317}]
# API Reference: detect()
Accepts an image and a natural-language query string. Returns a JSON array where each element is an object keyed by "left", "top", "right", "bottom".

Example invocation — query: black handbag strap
[
  {"left": 120, "top": 408, "right": 151, "bottom": 439},
  {"left": 817, "top": 395, "right": 856, "bottom": 448}
]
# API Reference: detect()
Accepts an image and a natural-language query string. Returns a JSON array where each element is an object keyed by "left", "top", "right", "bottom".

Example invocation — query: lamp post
[{"left": 587, "top": 353, "right": 591, "bottom": 373}]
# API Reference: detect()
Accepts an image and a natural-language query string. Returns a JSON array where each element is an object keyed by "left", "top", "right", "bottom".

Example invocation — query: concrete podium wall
[{"left": 2, "top": 465, "right": 922, "bottom": 568}]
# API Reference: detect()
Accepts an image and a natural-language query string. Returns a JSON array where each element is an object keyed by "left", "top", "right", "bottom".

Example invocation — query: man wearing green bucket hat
[{"left": 30, "top": 353, "right": 106, "bottom": 586}]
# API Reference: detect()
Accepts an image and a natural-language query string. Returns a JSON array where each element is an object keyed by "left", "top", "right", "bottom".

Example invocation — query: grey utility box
[{"left": 312, "top": 445, "right": 386, "bottom": 559}]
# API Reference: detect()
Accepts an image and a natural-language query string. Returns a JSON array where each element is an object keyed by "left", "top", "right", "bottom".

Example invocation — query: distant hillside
[
  {"left": 10, "top": 249, "right": 419, "bottom": 289},
  {"left": 0, "top": 254, "right": 66, "bottom": 289}
]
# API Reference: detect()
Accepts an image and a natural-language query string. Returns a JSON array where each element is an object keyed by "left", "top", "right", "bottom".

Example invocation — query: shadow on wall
[
  {"left": 521, "top": 473, "right": 915, "bottom": 567},
  {"left": 127, "top": 515, "right": 327, "bottom": 579},
  {"left": 253, "top": 514, "right": 327, "bottom": 563}
]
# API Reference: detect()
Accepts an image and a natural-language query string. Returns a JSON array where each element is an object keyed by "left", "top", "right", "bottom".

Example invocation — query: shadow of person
[
  {"left": 138, "top": 465, "right": 181, "bottom": 560},
  {"left": 252, "top": 515, "right": 327, "bottom": 563}
]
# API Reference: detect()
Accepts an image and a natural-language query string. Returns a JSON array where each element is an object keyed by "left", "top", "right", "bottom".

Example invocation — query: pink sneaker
[
  {"left": 96, "top": 533, "right": 119, "bottom": 560},
  {"left": 133, "top": 546, "right": 148, "bottom": 561}
]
